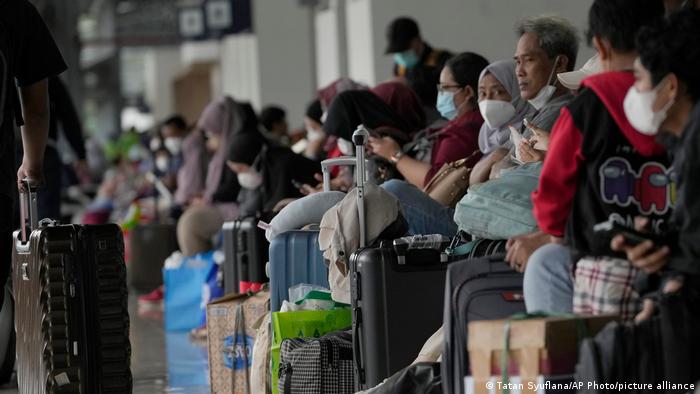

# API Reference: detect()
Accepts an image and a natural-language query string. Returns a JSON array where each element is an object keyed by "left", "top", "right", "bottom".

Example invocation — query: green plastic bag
[{"left": 270, "top": 309, "right": 352, "bottom": 394}]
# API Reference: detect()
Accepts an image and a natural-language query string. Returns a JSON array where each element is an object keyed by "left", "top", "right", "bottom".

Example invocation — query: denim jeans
[
  {"left": 523, "top": 243, "right": 574, "bottom": 313},
  {"left": 381, "top": 179, "right": 458, "bottom": 237}
]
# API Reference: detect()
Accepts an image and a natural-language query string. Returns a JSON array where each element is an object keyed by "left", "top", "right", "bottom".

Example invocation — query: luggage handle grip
[
  {"left": 321, "top": 157, "right": 357, "bottom": 192},
  {"left": 19, "top": 178, "right": 39, "bottom": 244},
  {"left": 352, "top": 307, "right": 364, "bottom": 384}
]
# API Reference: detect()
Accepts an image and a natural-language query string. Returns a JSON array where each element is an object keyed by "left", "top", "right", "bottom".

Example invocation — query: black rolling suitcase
[
  {"left": 441, "top": 254, "right": 525, "bottom": 394},
  {"left": 350, "top": 242, "right": 450, "bottom": 391},
  {"left": 127, "top": 223, "right": 178, "bottom": 292},
  {"left": 12, "top": 183, "right": 132, "bottom": 394},
  {"left": 222, "top": 216, "right": 269, "bottom": 294},
  {"left": 337, "top": 126, "right": 448, "bottom": 391}
]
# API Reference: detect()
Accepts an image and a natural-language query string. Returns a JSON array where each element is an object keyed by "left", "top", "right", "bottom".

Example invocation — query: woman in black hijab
[
  {"left": 226, "top": 132, "right": 319, "bottom": 215},
  {"left": 323, "top": 90, "right": 414, "bottom": 146}
]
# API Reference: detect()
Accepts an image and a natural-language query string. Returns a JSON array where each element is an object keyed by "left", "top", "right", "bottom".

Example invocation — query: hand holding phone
[{"left": 593, "top": 220, "right": 664, "bottom": 247}]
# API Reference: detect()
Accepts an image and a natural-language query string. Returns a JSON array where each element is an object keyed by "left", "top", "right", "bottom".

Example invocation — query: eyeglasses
[{"left": 437, "top": 84, "right": 463, "bottom": 93}]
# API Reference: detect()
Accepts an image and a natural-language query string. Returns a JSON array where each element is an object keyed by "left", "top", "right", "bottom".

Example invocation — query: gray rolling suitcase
[{"left": 441, "top": 254, "right": 525, "bottom": 394}]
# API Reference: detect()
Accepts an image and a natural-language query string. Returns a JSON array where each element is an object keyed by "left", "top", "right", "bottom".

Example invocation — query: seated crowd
[{"left": 88, "top": 0, "right": 699, "bottom": 358}]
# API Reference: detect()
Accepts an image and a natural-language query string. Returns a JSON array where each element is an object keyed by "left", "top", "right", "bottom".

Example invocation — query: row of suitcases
[{"left": 224, "top": 127, "right": 528, "bottom": 393}]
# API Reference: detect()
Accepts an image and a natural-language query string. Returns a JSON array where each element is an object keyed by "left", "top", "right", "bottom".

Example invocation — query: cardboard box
[
  {"left": 468, "top": 315, "right": 617, "bottom": 394},
  {"left": 207, "top": 291, "right": 270, "bottom": 394}
]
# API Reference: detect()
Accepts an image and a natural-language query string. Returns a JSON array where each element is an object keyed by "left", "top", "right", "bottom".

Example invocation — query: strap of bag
[{"left": 500, "top": 312, "right": 588, "bottom": 394}]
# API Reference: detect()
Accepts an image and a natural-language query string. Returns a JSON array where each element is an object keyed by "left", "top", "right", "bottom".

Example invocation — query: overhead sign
[
  {"left": 178, "top": 0, "right": 252, "bottom": 40},
  {"left": 116, "top": 0, "right": 181, "bottom": 46},
  {"left": 179, "top": 7, "right": 207, "bottom": 39}
]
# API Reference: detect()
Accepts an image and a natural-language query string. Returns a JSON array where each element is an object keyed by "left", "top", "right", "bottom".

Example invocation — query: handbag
[{"left": 422, "top": 151, "right": 479, "bottom": 208}]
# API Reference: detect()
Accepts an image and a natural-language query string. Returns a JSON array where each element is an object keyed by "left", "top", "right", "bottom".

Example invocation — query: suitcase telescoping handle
[
  {"left": 19, "top": 178, "right": 39, "bottom": 243},
  {"left": 353, "top": 125, "right": 369, "bottom": 247},
  {"left": 320, "top": 157, "right": 357, "bottom": 192},
  {"left": 319, "top": 125, "right": 370, "bottom": 246}
]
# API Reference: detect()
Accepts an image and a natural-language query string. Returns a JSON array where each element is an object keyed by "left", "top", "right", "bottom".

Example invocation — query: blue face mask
[
  {"left": 436, "top": 90, "right": 459, "bottom": 120},
  {"left": 393, "top": 50, "right": 419, "bottom": 69}
]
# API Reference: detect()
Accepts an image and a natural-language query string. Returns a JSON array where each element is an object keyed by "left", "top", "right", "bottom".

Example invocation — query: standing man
[
  {"left": 385, "top": 17, "right": 453, "bottom": 122},
  {"left": 0, "top": 0, "right": 67, "bottom": 301},
  {"left": 35, "top": 75, "right": 89, "bottom": 220}
]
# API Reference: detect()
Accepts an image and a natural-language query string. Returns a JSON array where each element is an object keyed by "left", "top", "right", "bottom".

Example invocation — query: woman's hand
[
  {"left": 368, "top": 136, "right": 400, "bottom": 161},
  {"left": 518, "top": 140, "right": 545, "bottom": 163},
  {"left": 530, "top": 125, "right": 550, "bottom": 151}
]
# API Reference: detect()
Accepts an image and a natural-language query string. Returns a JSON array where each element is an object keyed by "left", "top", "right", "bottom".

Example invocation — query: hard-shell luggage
[
  {"left": 222, "top": 216, "right": 269, "bottom": 294},
  {"left": 350, "top": 243, "right": 449, "bottom": 391},
  {"left": 268, "top": 230, "right": 328, "bottom": 312},
  {"left": 127, "top": 223, "right": 178, "bottom": 292},
  {"left": 441, "top": 254, "right": 525, "bottom": 394},
  {"left": 12, "top": 183, "right": 132, "bottom": 394}
]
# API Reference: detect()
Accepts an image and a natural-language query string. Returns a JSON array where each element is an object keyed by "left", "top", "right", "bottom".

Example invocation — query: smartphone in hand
[{"left": 593, "top": 220, "right": 665, "bottom": 247}]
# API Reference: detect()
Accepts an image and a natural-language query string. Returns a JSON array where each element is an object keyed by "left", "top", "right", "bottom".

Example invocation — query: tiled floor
[{"left": 0, "top": 296, "right": 211, "bottom": 394}]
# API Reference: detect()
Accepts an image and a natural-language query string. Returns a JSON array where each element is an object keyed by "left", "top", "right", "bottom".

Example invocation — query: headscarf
[
  {"left": 317, "top": 78, "right": 368, "bottom": 109},
  {"left": 197, "top": 96, "right": 248, "bottom": 202},
  {"left": 371, "top": 81, "right": 426, "bottom": 132},
  {"left": 305, "top": 99, "right": 323, "bottom": 124},
  {"left": 174, "top": 129, "right": 209, "bottom": 205},
  {"left": 228, "top": 132, "right": 266, "bottom": 165},
  {"left": 476, "top": 60, "right": 534, "bottom": 154},
  {"left": 323, "top": 90, "right": 412, "bottom": 144}
]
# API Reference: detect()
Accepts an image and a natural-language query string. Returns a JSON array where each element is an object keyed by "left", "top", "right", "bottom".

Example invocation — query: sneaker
[{"left": 138, "top": 287, "right": 164, "bottom": 304}]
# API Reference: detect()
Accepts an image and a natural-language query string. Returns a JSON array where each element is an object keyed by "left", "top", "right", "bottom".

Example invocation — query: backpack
[
  {"left": 576, "top": 289, "right": 700, "bottom": 393},
  {"left": 454, "top": 162, "right": 542, "bottom": 240}
]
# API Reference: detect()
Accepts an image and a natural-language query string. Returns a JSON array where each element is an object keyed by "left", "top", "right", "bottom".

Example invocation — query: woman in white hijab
[
  {"left": 471, "top": 60, "right": 536, "bottom": 183},
  {"left": 477, "top": 59, "right": 534, "bottom": 154}
]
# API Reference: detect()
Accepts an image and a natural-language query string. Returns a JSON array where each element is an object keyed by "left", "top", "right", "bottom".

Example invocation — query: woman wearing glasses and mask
[{"left": 371, "top": 52, "right": 489, "bottom": 236}]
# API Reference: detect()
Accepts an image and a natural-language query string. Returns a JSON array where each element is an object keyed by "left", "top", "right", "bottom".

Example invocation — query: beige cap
[{"left": 557, "top": 54, "right": 602, "bottom": 90}]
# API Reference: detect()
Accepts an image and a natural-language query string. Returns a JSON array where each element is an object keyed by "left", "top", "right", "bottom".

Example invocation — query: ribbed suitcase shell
[
  {"left": 12, "top": 223, "right": 132, "bottom": 394},
  {"left": 268, "top": 230, "right": 328, "bottom": 312}
]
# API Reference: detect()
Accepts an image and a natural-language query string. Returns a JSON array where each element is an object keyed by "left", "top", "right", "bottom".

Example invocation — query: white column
[
  {"left": 344, "top": 0, "right": 376, "bottom": 86},
  {"left": 144, "top": 47, "right": 182, "bottom": 121}
]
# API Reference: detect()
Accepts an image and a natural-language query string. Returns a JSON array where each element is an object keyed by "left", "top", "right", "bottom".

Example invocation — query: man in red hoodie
[{"left": 518, "top": 0, "right": 669, "bottom": 319}]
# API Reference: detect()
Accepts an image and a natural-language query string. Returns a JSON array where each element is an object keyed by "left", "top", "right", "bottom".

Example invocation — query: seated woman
[
  {"left": 370, "top": 81, "right": 427, "bottom": 135},
  {"left": 225, "top": 132, "right": 320, "bottom": 217},
  {"left": 176, "top": 96, "right": 257, "bottom": 257},
  {"left": 370, "top": 52, "right": 489, "bottom": 188},
  {"left": 470, "top": 59, "right": 536, "bottom": 184},
  {"left": 322, "top": 87, "right": 416, "bottom": 185}
]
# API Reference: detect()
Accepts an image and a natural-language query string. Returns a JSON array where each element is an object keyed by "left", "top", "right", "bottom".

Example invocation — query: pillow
[
  {"left": 264, "top": 191, "right": 346, "bottom": 241},
  {"left": 454, "top": 162, "right": 542, "bottom": 240}
]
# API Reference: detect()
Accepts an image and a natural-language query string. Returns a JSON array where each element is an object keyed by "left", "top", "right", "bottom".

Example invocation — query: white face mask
[
  {"left": 164, "top": 137, "right": 183, "bottom": 155},
  {"left": 155, "top": 156, "right": 169, "bottom": 172},
  {"left": 479, "top": 100, "right": 517, "bottom": 129},
  {"left": 306, "top": 127, "right": 325, "bottom": 142},
  {"left": 337, "top": 138, "right": 354, "bottom": 156},
  {"left": 149, "top": 138, "right": 162, "bottom": 152},
  {"left": 237, "top": 170, "right": 264, "bottom": 190},
  {"left": 528, "top": 55, "right": 561, "bottom": 110},
  {"left": 623, "top": 82, "right": 674, "bottom": 136}
]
